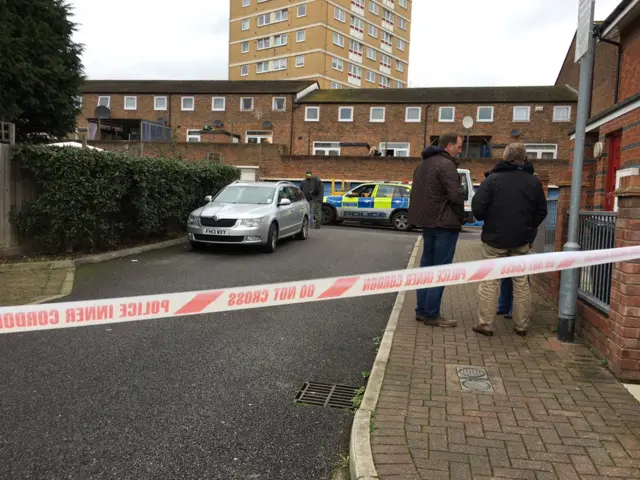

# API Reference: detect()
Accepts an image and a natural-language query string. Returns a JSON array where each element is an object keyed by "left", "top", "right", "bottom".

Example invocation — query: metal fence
[
  {"left": 543, "top": 199, "right": 558, "bottom": 252},
  {"left": 577, "top": 212, "right": 617, "bottom": 311}
]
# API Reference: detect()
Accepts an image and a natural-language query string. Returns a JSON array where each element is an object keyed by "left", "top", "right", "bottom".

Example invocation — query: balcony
[
  {"left": 350, "top": 27, "right": 364, "bottom": 40},
  {"left": 349, "top": 51, "right": 363, "bottom": 63},
  {"left": 380, "top": 42, "right": 392, "bottom": 54},
  {"left": 348, "top": 76, "right": 362, "bottom": 87},
  {"left": 381, "top": 19, "right": 394, "bottom": 33},
  {"left": 350, "top": 1, "right": 365, "bottom": 16},
  {"left": 383, "top": 0, "right": 395, "bottom": 9},
  {"left": 379, "top": 65, "right": 391, "bottom": 75}
]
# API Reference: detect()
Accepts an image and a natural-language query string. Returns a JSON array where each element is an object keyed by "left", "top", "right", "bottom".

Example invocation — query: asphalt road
[{"left": 0, "top": 227, "right": 418, "bottom": 480}]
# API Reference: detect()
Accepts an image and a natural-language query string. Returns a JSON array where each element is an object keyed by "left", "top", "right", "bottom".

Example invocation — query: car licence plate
[{"left": 204, "top": 228, "right": 229, "bottom": 235}]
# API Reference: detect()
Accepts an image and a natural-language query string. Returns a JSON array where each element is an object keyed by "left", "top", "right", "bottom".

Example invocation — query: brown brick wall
[
  {"left": 619, "top": 18, "right": 640, "bottom": 102},
  {"left": 291, "top": 102, "right": 576, "bottom": 159}
]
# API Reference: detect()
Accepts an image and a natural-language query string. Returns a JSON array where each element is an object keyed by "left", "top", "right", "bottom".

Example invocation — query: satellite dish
[
  {"left": 511, "top": 129, "right": 521, "bottom": 137},
  {"left": 94, "top": 105, "right": 111, "bottom": 120},
  {"left": 462, "top": 116, "right": 474, "bottom": 129},
  {"left": 262, "top": 120, "right": 273, "bottom": 129},
  {"left": 213, "top": 120, "right": 224, "bottom": 128}
]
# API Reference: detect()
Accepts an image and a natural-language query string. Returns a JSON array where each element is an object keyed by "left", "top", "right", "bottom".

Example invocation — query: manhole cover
[
  {"left": 295, "top": 382, "right": 359, "bottom": 409},
  {"left": 461, "top": 379, "right": 493, "bottom": 392},
  {"left": 457, "top": 367, "right": 487, "bottom": 378},
  {"left": 456, "top": 366, "right": 494, "bottom": 392}
]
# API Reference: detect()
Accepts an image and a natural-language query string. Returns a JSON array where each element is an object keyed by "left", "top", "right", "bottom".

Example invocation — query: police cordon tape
[{"left": 1, "top": 245, "right": 639, "bottom": 335}]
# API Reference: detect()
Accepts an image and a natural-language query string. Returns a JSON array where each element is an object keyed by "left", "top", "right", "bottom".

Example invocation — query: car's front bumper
[{"left": 187, "top": 223, "right": 270, "bottom": 245}]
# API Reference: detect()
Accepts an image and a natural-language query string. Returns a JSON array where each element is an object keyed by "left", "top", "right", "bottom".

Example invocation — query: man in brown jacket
[{"left": 408, "top": 133, "right": 465, "bottom": 328}]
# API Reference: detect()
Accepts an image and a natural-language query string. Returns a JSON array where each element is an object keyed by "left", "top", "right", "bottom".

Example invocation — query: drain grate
[
  {"left": 295, "top": 382, "right": 360, "bottom": 409},
  {"left": 456, "top": 366, "right": 494, "bottom": 392}
]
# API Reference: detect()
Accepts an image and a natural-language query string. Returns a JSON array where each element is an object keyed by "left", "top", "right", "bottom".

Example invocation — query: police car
[{"left": 321, "top": 169, "right": 475, "bottom": 231}]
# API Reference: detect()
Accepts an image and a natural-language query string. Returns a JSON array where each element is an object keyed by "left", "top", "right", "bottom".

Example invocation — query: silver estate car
[{"left": 187, "top": 181, "right": 310, "bottom": 253}]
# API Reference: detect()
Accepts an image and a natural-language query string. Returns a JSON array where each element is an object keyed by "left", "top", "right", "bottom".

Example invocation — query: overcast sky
[{"left": 69, "top": 0, "right": 620, "bottom": 87}]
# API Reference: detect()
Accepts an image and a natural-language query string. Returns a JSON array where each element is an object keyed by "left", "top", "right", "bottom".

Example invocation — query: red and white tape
[{"left": 0, "top": 246, "right": 638, "bottom": 335}]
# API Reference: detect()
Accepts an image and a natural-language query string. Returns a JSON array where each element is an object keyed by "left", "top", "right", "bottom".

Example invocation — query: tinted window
[
  {"left": 286, "top": 186, "right": 299, "bottom": 202},
  {"left": 459, "top": 174, "right": 469, "bottom": 199},
  {"left": 394, "top": 186, "right": 411, "bottom": 198},
  {"left": 292, "top": 187, "right": 305, "bottom": 202},
  {"left": 375, "top": 185, "right": 395, "bottom": 197}
]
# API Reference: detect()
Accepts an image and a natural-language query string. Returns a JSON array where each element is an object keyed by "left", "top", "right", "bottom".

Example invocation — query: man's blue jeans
[
  {"left": 416, "top": 228, "right": 459, "bottom": 318},
  {"left": 498, "top": 278, "right": 513, "bottom": 315}
]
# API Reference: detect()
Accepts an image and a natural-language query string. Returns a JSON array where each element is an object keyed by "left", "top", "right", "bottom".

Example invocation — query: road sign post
[{"left": 557, "top": 0, "right": 596, "bottom": 342}]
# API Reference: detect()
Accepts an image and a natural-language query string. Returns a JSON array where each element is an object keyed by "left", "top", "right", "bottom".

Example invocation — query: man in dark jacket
[
  {"left": 408, "top": 133, "right": 465, "bottom": 328},
  {"left": 471, "top": 143, "right": 547, "bottom": 337},
  {"left": 300, "top": 169, "right": 324, "bottom": 229}
]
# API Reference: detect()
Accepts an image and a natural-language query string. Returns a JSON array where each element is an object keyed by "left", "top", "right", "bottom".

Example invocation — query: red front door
[{"left": 605, "top": 133, "right": 622, "bottom": 211}]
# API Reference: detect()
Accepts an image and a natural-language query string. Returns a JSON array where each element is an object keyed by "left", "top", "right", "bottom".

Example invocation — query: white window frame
[
  {"left": 333, "top": 32, "right": 345, "bottom": 47},
  {"left": 398, "top": 17, "right": 407, "bottom": 30},
  {"left": 124, "top": 96, "right": 137, "bottom": 110},
  {"left": 241, "top": 41, "right": 249, "bottom": 53},
  {"left": 395, "top": 81, "right": 403, "bottom": 88},
  {"left": 397, "top": 39, "right": 406, "bottom": 51},
  {"left": 240, "top": 97, "right": 254, "bottom": 112},
  {"left": 241, "top": 19, "right": 250, "bottom": 30},
  {"left": 154, "top": 96, "right": 167, "bottom": 111},
  {"left": 186, "top": 129, "right": 201, "bottom": 142},
  {"left": 297, "top": 4, "right": 307, "bottom": 17},
  {"left": 242, "top": 0, "right": 250, "bottom": 6},
  {"left": 368, "top": 24, "right": 378, "bottom": 38},
  {"left": 524, "top": 144, "right": 558, "bottom": 160},
  {"left": 245, "top": 130, "right": 273, "bottom": 144},
  {"left": 399, "top": 0, "right": 408, "bottom": 7},
  {"left": 330, "top": 82, "right": 342, "bottom": 89},
  {"left": 332, "top": 57, "right": 344, "bottom": 72},
  {"left": 297, "top": 30, "right": 305, "bottom": 42},
  {"left": 334, "top": 7, "right": 346, "bottom": 22},
  {"left": 396, "top": 60, "right": 404, "bottom": 72},
  {"left": 240, "top": 65, "right": 249, "bottom": 76},
  {"left": 366, "top": 47, "right": 376, "bottom": 60},
  {"left": 553, "top": 105, "right": 572, "bottom": 122},
  {"left": 339, "top": 106, "right": 354, "bottom": 122},
  {"left": 272, "top": 97, "right": 286, "bottom": 111},
  {"left": 513, "top": 106, "right": 531, "bottom": 122},
  {"left": 313, "top": 141, "right": 341, "bottom": 156},
  {"left": 370, "top": 107, "right": 385, "bottom": 123},
  {"left": 405, "top": 107, "right": 421, "bottom": 123},
  {"left": 97, "top": 96, "right": 110, "bottom": 108},
  {"left": 295, "top": 55, "right": 305, "bottom": 67},
  {"left": 181, "top": 96, "right": 195, "bottom": 111},
  {"left": 366, "top": 70, "right": 376, "bottom": 83},
  {"left": 380, "top": 142, "right": 410, "bottom": 157},
  {"left": 438, "top": 106, "right": 455, "bottom": 122},
  {"left": 212, "top": 97, "right": 226, "bottom": 111},
  {"left": 369, "top": 1, "right": 379, "bottom": 15},
  {"left": 305, "top": 106, "right": 320, "bottom": 122},
  {"left": 379, "top": 76, "right": 390, "bottom": 88},
  {"left": 477, "top": 106, "right": 494, "bottom": 122}
]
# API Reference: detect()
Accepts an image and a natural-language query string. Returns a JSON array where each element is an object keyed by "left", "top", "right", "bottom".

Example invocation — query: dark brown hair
[{"left": 438, "top": 133, "right": 461, "bottom": 149}]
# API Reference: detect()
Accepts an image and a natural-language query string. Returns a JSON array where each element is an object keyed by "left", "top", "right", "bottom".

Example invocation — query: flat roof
[{"left": 80, "top": 80, "right": 318, "bottom": 95}]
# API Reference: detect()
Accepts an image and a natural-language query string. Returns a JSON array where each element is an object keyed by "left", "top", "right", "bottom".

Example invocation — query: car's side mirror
[
  {"left": 204, "top": 195, "right": 213, "bottom": 203},
  {"left": 278, "top": 198, "right": 292, "bottom": 206}
]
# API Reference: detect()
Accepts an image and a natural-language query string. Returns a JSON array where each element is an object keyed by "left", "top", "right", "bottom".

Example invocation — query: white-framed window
[
  {"left": 381, "top": 31, "right": 393, "bottom": 48},
  {"left": 370, "top": 107, "right": 385, "bottom": 122},
  {"left": 124, "top": 96, "right": 137, "bottom": 110},
  {"left": 553, "top": 105, "right": 571, "bottom": 122},
  {"left": 154, "top": 96, "right": 167, "bottom": 111},
  {"left": 305, "top": 106, "right": 320, "bottom": 122},
  {"left": 366, "top": 70, "right": 376, "bottom": 83},
  {"left": 272, "top": 97, "right": 286, "bottom": 111},
  {"left": 274, "top": 33, "right": 287, "bottom": 46},
  {"left": 295, "top": 55, "right": 305, "bottom": 67},
  {"left": 399, "top": 0, "right": 408, "bottom": 7},
  {"left": 366, "top": 47, "right": 376, "bottom": 60},
  {"left": 243, "top": 0, "right": 250, "bottom": 6},
  {"left": 246, "top": 130, "right": 273, "bottom": 144},
  {"left": 257, "top": 14, "right": 271, "bottom": 26},
  {"left": 186, "top": 129, "right": 201, "bottom": 143},
  {"left": 241, "top": 41, "right": 249, "bottom": 53},
  {"left": 272, "top": 58, "right": 287, "bottom": 71},
  {"left": 181, "top": 96, "right": 195, "bottom": 111},
  {"left": 525, "top": 144, "right": 558, "bottom": 159},
  {"left": 74, "top": 95, "right": 83, "bottom": 108},
  {"left": 348, "top": 63, "right": 362, "bottom": 80},
  {"left": 257, "top": 37, "right": 271, "bottom": 50},
  {"left": 405, "top": 107, "right": 421, "bottom": 122},
  {"left": 379, "top": 76, "right": 390, "bottom": 88},
  {"left": 241, "top": 19, "right": 250, "bottom": 30},
  {"left": 397, "top": 39, "right": 406, "bottom": 51},
  {"left": 274, "top": 9, "right": 288, "bottom": 22},
  {"left": 350, "top": 16, "right": 364, "bottom": 33},
  {"left": 240, "top": 97, "right": 254, "bottom": 111},
  {"left": 396, "top": 60, "right": 404, "bottom": 72},
  {"left": 332, "top": 57, "right": 344, "bottom": 71},
  {"left": 97, "top": 96, "right": 110, "bottom": 108},
  {"left": 240, "top": 65, "right": 249, "bottom": 76},
  {"left": 477, "top": 106, "right": 494, "bottom": 122},
  {"left": 297, "top": 30, "right": 305, "bottom": 42},
  {"left": 257, "top": 61, "right": 270, "bottom": 73},
  {"left": 380, "top": 142, "right": 410, "bottom": 157},
  {"left": 398, "top": 17, "right": 407, "bottom": 30},
  {"left": 330, "top": 82, "right": 343, "bottom": 89},
  {"left": 513, "top": 106, "right": 531, "bottom": 122},
  {"left": 334, "top": 6, "right": 346, "bottom": 22},
  {"left": 333, "top": 32, "right": 345, "bottom": 47},
  {"left": 349, "top": 39, "right": 363, "bottom": 56},
  {"left": 438, "top": 106, "right": 455, "bottom": 122},
  {"left": 297, "top": 4, "right": 307, "bottom": 17},
  {"left": 369, "top": 1, "right": 379, "bottom": 15},
  {"left": 383, "top": 9, "right": 394, "bottom": 25},
  {"left": 313, "top": 142, "right": 340, "bottom": 156},
  {"left": 380, "top": 54, "right": 391, "bottom": 69},
  {"left": 339, "top": 106, "right": 354, "bottom": 122},
  {"left": 212, "top": 97, "right": 226, "bottom": 111},
  {"left": 395, "top": 81, "right": 403, "bottom": 88},
  {"left": 368, "top": 24, "right": 378, "bottom": 38}
]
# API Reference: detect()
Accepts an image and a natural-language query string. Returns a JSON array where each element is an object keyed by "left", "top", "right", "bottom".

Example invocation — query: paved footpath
[{"left": 371, "top": 240, "right": 640, "bottom": 480}]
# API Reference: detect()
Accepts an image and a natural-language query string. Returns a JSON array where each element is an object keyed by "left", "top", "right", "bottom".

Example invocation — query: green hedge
[{"left": 13, "top": 146, "right": 240, "bottom": 253}]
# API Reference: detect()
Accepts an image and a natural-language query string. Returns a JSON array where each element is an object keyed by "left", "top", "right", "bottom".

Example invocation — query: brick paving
[
  {"left": 371, "top": 240, "right": 640, "bottom": 480},
  {"left": 0, "top": 267, "right": 71, "bottom": 306}
]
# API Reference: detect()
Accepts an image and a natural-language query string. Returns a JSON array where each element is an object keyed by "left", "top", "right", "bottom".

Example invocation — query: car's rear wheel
[
  {"left": 263, "top": 223, "right": 278, "bottom": 253},
  {"left": 190, "top": 241, "right": 206, "bottom": 251},
  {"left": 392, "top": 211, "right": 411, "bottom": 231},
  {"left": 322, "top": 205, "right": 336, "bottom": 225},
  {"left": 296, "top": 216, "right": 309, "bottom": 240}
]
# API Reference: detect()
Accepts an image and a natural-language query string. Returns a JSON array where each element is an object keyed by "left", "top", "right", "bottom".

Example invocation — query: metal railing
[
  {"left": 543, "top": 199, "right": 558, "bottom": 252},
  {"left": 577, "top": 211, "right": 617, "bottom": 311}
]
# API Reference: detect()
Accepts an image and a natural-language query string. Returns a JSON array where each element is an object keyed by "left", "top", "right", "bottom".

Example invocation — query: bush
[{"left": 13, "top": 146, "right": 240, "bottom": 253}]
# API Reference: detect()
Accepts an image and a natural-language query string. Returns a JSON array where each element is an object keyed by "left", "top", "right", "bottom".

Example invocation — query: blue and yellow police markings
[{"left": 322, "top": 185, "right": 411, "bottom": 221}]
